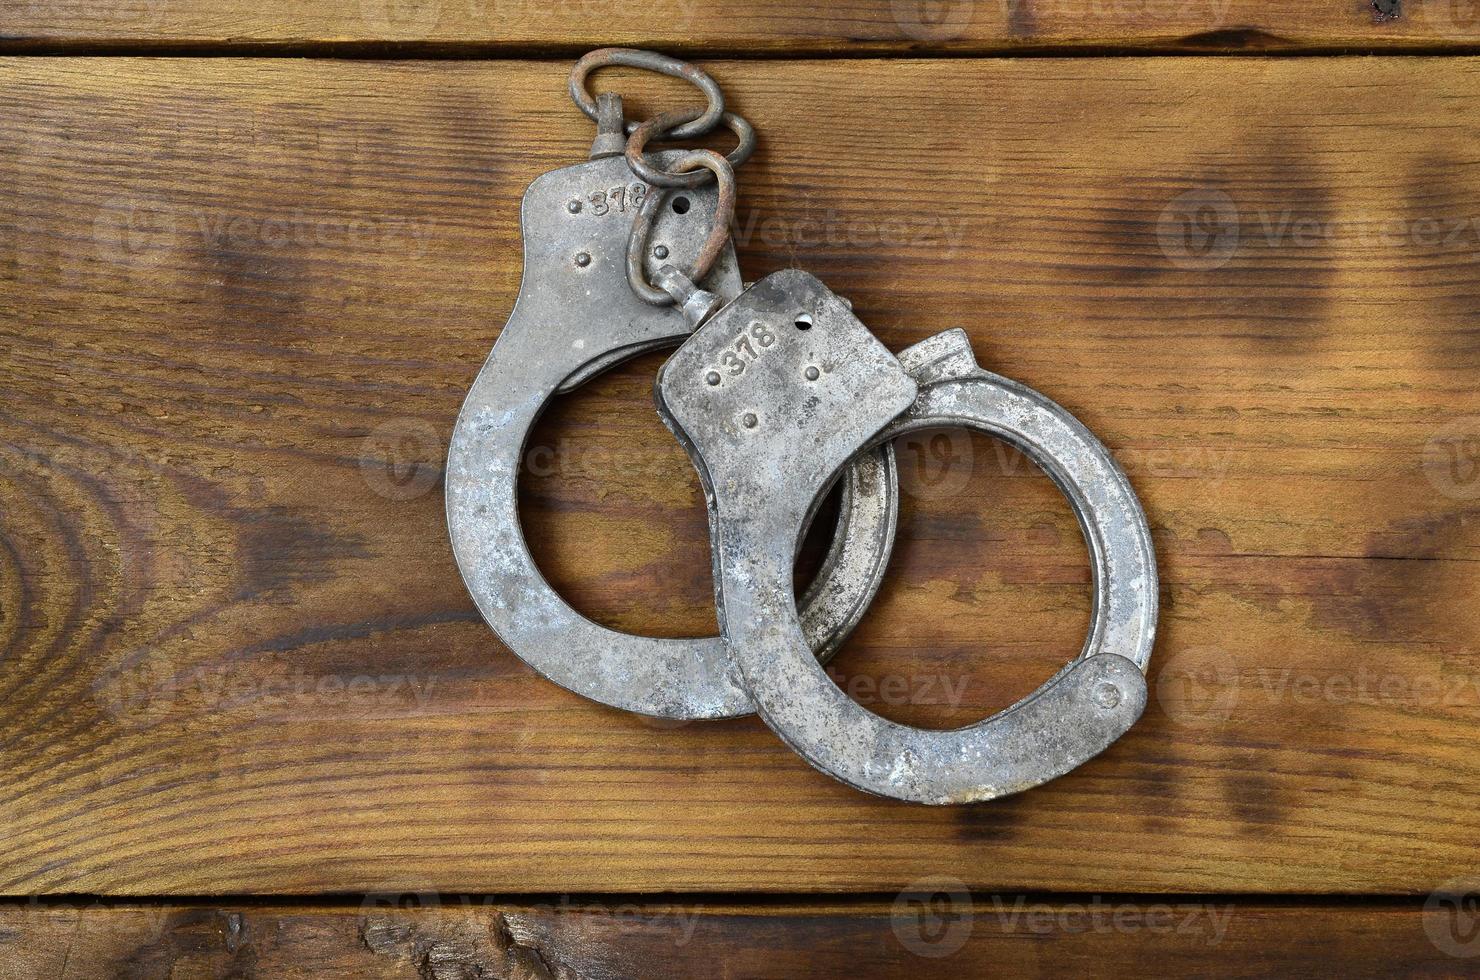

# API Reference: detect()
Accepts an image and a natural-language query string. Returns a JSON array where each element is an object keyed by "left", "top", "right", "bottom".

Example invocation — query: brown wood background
[
  {"left": 2, "top": 2, "right": 1479, "bottom": 976},
  {"left": 2, "top": 0, "right": 1478, "bottom": 53}
]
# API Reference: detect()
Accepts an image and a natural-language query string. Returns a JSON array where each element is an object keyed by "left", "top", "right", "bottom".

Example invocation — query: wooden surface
[
  {"left": 1, "top": 0, "right": 1478, "bottom": 53},
  {"left": 2, "top": 56, "right": 1478, "bottom": 903},
  {"left": 0, "top": 900, "right": 1465, "bottom": 978}
]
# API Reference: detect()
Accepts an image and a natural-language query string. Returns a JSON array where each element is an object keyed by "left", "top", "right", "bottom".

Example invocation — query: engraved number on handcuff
[
  {"left": 587, "top": 182, "right": 649, "bottom": 216},
  {"left": 714, "top": 320, "right": 778, "bottom": 379}
]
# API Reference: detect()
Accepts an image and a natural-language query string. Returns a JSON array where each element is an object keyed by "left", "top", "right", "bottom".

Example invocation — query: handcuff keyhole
[
  {"left": 671, "top": 196, "right": 691, "bottom": 215},
  {"left": 794, "top": 313, "right": 813, "bottom": 330}
]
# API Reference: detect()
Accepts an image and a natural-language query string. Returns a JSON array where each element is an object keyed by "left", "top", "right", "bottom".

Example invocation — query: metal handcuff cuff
[{"left": 447, "top": 50, "right": 1159, "bottom": 804}]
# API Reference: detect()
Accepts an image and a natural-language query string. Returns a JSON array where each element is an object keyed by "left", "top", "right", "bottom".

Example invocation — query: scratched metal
[
  {"left": 446, "top": 157, "right": 899, "bottom": 720},
  {"left": 656, "top": 270, "right": 1158, "bottom": 803}
]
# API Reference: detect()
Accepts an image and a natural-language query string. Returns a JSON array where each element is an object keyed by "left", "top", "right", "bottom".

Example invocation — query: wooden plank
[
  {"left": 0, "top": 0, "right": 1471, "bottom": 54},
  {"left": 1, "top": 56, "right": 1478, "bottom": 896},
  {"left": 0, "top": 900, "right": 1465, "bottom": 978}
]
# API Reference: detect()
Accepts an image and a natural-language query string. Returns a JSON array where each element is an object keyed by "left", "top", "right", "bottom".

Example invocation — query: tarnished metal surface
[
  {"left": 446, "top": 159, "right": 900, "bottom": 720},
  {"left": 656, "top": 270, "right": 1158, "bottom": 802}
]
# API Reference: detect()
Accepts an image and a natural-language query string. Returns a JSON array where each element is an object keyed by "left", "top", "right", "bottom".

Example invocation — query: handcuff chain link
[{"left": 568, "top": 48, "right": 753, "bottom": 311}]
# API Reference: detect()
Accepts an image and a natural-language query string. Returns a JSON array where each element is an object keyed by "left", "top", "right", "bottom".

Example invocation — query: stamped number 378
[
  {"left": 587, "top": 183, "right": 648, "bottom": 216},
  {"left": 714, "top": 321, "right": 778, "bottom": 378}
]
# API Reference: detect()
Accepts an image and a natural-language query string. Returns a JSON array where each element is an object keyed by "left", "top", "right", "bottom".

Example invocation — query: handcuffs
[{"left": 447, "top": 49, "right": 1158, "bottom": 803}]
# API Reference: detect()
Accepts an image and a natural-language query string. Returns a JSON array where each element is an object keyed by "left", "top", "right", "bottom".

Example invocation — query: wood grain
[
  {"left": 0, "top": 0, "right": 1474, "bottom": 54},
  {"left": 0, "top": 899, "right": 1465, "bottom": 978},
  {"left": 1, "top": 56, "right": 1478, "bottom": 896}
]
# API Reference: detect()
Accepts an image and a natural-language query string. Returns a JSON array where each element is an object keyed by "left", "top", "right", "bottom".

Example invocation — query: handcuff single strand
[{"left": 445, "top": 51, "right": 900, "bottom": 721}]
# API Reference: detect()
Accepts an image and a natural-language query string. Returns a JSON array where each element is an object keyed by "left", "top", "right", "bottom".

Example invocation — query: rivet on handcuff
[{"left": 447, "top": 49, "right": 1159, "bottom": 804}]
